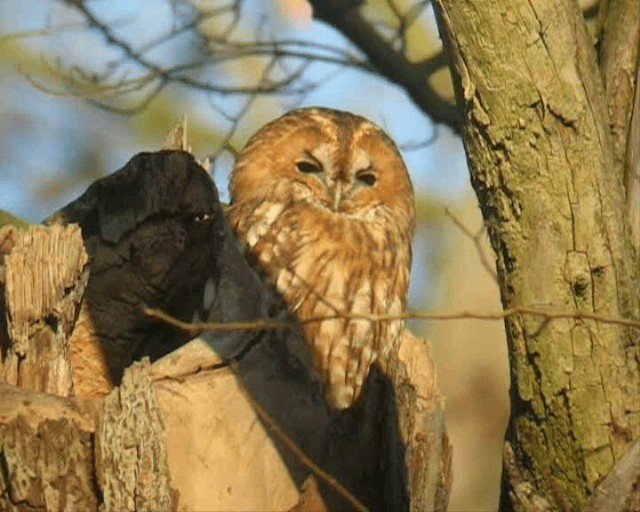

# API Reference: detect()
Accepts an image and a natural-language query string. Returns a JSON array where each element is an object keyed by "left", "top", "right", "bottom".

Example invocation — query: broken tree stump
[{"left": 0, "top": 151, "right": 451, "bottom": 511}]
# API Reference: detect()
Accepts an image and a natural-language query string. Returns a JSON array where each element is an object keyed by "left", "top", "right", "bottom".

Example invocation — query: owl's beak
[{"left": 331, "top": 182, "right": 343, "bottom": 211}]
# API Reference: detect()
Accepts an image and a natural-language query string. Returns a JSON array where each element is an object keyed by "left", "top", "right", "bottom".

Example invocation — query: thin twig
[
  {"left": 143, "top": 306, "right": 640, "bottom": 333},
  {"left": 398, "top": 124, "right": 439, "bottom": 151},
  {"left": 22, "top": 0, "right": 459, "bottom": 129},
  {"left": 444, "top": 207, "right": 498, "bottom": 282},
  {"left": 0, "top": 22, "right": 88, "bottom": 43},
  {"left": 229, "top": 361, "right": 369, "bottom": 512}
]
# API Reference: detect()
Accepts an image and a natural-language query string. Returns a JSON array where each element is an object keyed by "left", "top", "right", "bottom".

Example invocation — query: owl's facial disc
[{"left": 294, "top": 144, "right": 378, "bottom": 212}]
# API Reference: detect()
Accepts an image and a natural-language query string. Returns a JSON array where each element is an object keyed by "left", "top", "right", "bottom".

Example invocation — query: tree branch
[
  {"left": 585, "top": 439, "right": 640, "bottom": 512},
  {"left": 598, "top": 0, "right": 640, "bottom": 253},
  {"left": 144, "top": 305, "right": 640, "bottom": 333},
  {"left": 309, "top": 0, "right": 460, "bottom": 131}
]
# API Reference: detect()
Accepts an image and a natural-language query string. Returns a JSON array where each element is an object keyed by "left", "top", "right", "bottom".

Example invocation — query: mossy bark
[{"left": 433, "top": 1, "right": 639, "bottom": 510}]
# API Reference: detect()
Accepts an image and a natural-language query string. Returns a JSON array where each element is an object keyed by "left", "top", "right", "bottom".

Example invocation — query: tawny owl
[{"left": 227, "top": 107, "right": 415, "bottom": 409}]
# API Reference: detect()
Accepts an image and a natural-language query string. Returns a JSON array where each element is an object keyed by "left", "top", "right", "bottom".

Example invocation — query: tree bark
[
  {"left": 433, "top": 1, "right": 639, "bottom": 510},
  {"left": 0, "top": 384, "right": 99, "bottom": 512},
  {"left": 1, "top": 224, "right": 89, "bottom": 395}
]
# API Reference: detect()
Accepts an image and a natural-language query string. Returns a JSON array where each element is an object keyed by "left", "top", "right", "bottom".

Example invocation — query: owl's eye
[
  {"left": 296, "top": 160, "right": 323, "bottom": 174},
  {"left": 356, "top": 170, "right": 377, "bottom": 186}
]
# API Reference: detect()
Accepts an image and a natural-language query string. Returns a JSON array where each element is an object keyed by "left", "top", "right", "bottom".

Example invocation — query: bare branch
[
  {"left": 7, "top": 0, "right": 456, "bottom": 130},
  {"left": 444, "top": 207, "right": 498, "bottom": 282},
  {"left": 626, "top": 80, "right": 639, "bottom": 252},
  {"left": 599, "top": 0, "right": 640, "bottom": 196},
  {"left": 144, "top": 305, "right": 640, "bottom": 334},
  {"left": 384, "top": 0, "right": 430, "bottom": 53},
  {"left": 8, "top": 0, "right": 457, "bottom": 134},
  {"left": 0, "top": 22, "right": 87, "bottom": 43},
  {"left": 45, "top": 2, "right": 317, "bottom": 112},
  {"left": 397, "top": 130, "right": 438, "bottom": 151},
  {"left": 309, "top": 0, "right": 459, "bottom": 131},
  {"left": 585, "top": 440, "right": 640, "bottom": 512}
]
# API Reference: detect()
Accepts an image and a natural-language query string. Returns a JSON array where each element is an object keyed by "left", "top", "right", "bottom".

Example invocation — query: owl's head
[{"left": 230, "top": 107, "right": 415, "bottom": 233}]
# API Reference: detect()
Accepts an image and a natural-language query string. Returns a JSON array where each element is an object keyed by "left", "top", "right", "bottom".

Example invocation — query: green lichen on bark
[{"left": 434, "top": 0, "right": 640, "bottom": 510}]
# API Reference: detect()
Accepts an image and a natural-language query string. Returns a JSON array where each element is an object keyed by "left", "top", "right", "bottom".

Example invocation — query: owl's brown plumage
[{"left": 228, "top": 107, "right": 415, "bottom": 409}]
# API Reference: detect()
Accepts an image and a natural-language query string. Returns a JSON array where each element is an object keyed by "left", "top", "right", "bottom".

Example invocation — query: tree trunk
[
  {"left": 433, "top": 1, "right": 639, "bottom": 510},
  {"left": 0, "top": 151, "right": 452, "bottom": 511}
]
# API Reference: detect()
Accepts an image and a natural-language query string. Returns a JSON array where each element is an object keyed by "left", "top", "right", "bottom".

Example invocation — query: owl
[{"left": 227, "top": 107, "right": 415, "bottom": 409}]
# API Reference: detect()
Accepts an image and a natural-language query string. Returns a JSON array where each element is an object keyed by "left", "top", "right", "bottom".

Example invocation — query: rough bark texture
[
  {"left": 96, "top": 360, "right": 174, "bottom": 512},
  {"left": 0, "top": 151, "right": 451, "bottom": 511},
  {"left": 598, "top": 0, "right": 640, "bottom": 251},
  {"left": 598, "top": 0, "right": 640, "bottom": 190},
  {"left": 1, "top": 224, "right": 89, "bottom": 396},
  {"left": 433, "top": 1, "right": 640, "bottom": 510},
  {"left": 0, "top": 384, "right": 98, "bottom": 512}
]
